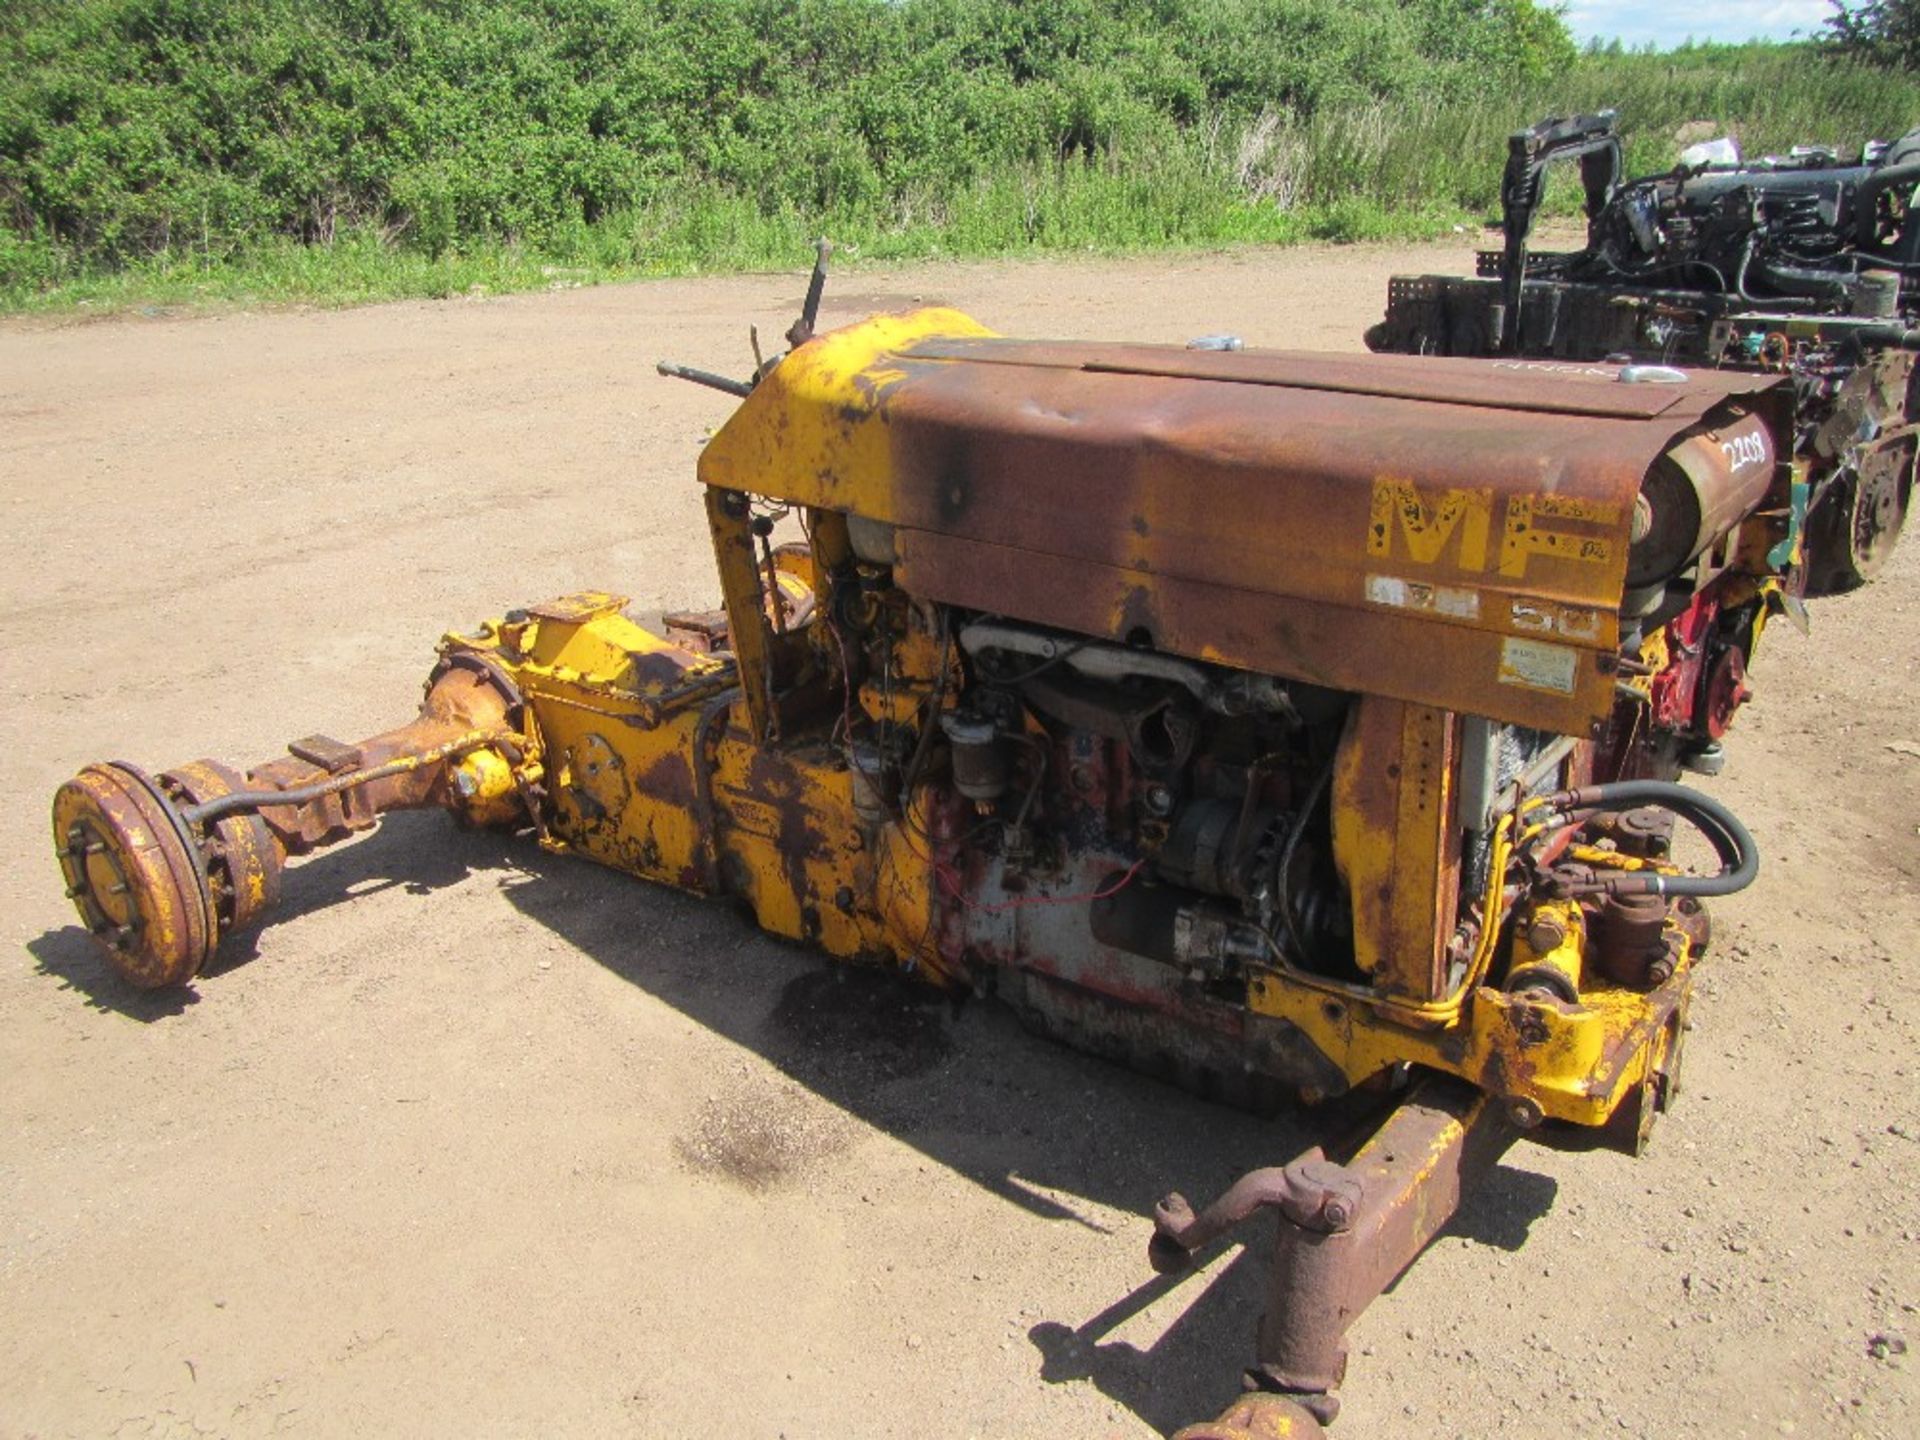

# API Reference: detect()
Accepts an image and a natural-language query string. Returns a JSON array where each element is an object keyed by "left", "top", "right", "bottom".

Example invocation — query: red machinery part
[
  {"left": 1647, "top": 593, "right": 1717, "bottom": 734},
  {"left": 1702, "top": 646, "right": 1754, "bottom": 739}
]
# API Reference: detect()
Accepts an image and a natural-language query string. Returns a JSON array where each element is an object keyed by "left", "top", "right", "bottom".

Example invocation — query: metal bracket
[{"left": 1148, "top": 1076, "right": 1515, "bottom": 1413}]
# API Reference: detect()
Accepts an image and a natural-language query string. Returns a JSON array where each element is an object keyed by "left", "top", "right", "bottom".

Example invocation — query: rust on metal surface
[
  {"left": 1151, "top": 1076, "right": 1513, "bottom": 1403},
  {"left": 52, "top": 762, "right": 215, "bottom": 988},
  {"left": 162, "top": 759, "right": 282, "bottom": 934},
  {"left": 1331, "top": 697, "right": 1463, "bottom": 996},
  {"left": 707, "top": 488, "right": 778, "bottom": 741},
  {"left": 906, "top": 337, "right": 1720, "bottom": 418},
  {"left": 1589, "top": 891, "right": 1674, "bottom": 988},
  {"left": 49, "top": 650, "right": 525, "bottom": 988},
  {"left": 208, "top": 659, "right": 521, "bottom": 857},
  {"left": 1252, "top": 1078, "right": 1512, "bottom": 1396},
  {"left": 1149, "top": 1153, "right": 1360, "bottom": 1268},
  {"left": 45, "top": 292, "right": 1813, "bottom": 1431},
  {"left": 700, "top": 316, "right": 1788, "bottom": 732}
]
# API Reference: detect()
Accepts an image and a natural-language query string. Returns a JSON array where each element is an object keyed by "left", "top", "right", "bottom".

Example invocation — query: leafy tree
[{"left": 1822, "top": 1, "right": 1920, "bottom": 67}]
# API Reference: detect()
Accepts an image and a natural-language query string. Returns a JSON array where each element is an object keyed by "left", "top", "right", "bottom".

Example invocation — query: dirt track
[{"left": 2, "top": 240, "right": 1916, "bottom": 1440}]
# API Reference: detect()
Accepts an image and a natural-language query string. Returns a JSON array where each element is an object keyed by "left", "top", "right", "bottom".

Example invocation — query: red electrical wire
[{"left": 935, "top": 857, "right": 1144, "bottom": 915}]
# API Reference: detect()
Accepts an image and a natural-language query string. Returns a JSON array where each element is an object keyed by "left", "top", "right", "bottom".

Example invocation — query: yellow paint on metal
[
  {"left": 446, "top": 581, "right": 1684, "bottom": 1132},
  {"left": 1368, "top": 478, "right": 1494, "bottom": 570},
  {"left": 857, "top": 621, "right": 950, "bottom": 727},
  {"left": 448, "top": 594, "right": 948, "bottom": 980},
  {"left": 1507, "top": 899, "right": 1587, "bottom": 998},
  {"left": 449, "top": 747, "right": 520, "bottom": 827},
  {"left": 1331, "top": 697, "right": 1459, "bottom": 998},
  {"left": 1498, "top": 492, "right": 1620, "bottom": 577},
  {"left": 698, "top": 307, "right": 996, "bottom": 518},
  {"left": 432, "top": 302, "right": 1708, "bottom": 1138},
  {"left": 1245, "top": 906, "right": 1695, "bottom": 1125},
  {"left": 706, "top": 489, "right": 777, "bottom": 739}
]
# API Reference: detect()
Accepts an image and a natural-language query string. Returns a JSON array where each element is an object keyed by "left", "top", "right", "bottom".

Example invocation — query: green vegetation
[
  {"left": 1822, "top": 2, "right": 1920, "bottom": 70},
  {"left": 3, "top": 2, "right": 1918, "bottom": 313}
]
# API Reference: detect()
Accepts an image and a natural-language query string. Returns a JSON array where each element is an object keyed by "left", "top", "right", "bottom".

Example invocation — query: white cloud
[{"left": 1562, "top": 0, "right": 1833, "bottom": 49}]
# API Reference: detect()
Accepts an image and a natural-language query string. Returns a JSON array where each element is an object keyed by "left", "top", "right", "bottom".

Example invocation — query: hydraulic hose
[
  {"left": 1532, "top": 780, "right": 1759, "bottom": 899},
  {"left": 1752, "top": 256, "right": 1852, "bottom": 304},
  {"left": 1275, "top": 762, "right": 1333, "bottom": 963},
  {"left": 1848, "top": 323, "right": 1920, "bottom": 353}
]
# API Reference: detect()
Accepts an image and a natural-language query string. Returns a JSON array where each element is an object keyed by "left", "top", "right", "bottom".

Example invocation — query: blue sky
[{"left": 1562, "top": 1, "right": 1833, "bottom": 49}]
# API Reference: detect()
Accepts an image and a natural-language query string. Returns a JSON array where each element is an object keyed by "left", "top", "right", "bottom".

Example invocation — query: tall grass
[
  {"left": 4, "top": 8, "right": 1919, "bottom": 314},
  {"left": 1292, "top": 44, "right": 1920, "bottom": 216}
]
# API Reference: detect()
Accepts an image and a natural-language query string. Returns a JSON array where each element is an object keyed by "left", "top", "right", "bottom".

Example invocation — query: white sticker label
[
  {"left": 1365, "top": 574, "right": 1481, "bottom": 621},
  {"left": 1499, "top": 637, "right": 1579, "bottom": 695}
]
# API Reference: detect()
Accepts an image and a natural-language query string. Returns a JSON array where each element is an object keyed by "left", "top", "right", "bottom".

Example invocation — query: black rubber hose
[
  {"left": 1538, "top": 779, "right": 1760, "bottom": 899},
  {"left": 1848, "top": 324, "right": 1920, "bottom": 352},
  {"left": 1752, "top": 256, "right": 1852, "bottom": 303},
  {"left": 1275, "top": 763, "right": 1333, "bottom": 962}
]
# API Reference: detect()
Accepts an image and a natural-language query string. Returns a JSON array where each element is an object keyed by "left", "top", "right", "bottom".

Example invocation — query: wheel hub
[{"left": 51, "top": 762, "right": 216, "bottom": 987}]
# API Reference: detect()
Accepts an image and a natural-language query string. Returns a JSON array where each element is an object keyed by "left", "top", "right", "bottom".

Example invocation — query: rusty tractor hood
[{"left": 698, "top": 308, "right": 1787, "bottom": 733}]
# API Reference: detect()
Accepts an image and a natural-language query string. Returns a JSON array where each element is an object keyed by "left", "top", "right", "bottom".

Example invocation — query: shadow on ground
[
  {"left": 29, "top": 808, "right": 1557, "bottom": 1432},
  {"left": 26, "top": 810, "right": 486, "bottom": 1021}
]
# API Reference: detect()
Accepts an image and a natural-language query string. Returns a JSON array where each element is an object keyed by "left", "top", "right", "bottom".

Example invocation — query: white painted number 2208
[{"left": 1720, "top": 432, "right": 1768, "bottom": 471}]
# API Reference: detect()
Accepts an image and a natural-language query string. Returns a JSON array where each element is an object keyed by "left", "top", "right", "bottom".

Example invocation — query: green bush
[{"left": 2, "top": 4, "right": 1917, "bottom": 309}]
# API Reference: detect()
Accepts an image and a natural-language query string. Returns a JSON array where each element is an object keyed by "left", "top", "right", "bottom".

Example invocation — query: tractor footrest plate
[
  {"left": 287, "top": 735, "right": 365, "bottom": 774},
  {"left": 663, "top": 607, "right": 731, "bottom": 654}
]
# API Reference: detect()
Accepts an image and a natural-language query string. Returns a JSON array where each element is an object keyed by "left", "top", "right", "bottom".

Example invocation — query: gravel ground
[{"left": 1, "top": 238, "right": 1914, "bottom": 1438}]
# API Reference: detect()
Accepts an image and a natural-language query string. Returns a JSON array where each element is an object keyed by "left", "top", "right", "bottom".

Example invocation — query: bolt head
[
  {"left": 1507, "top": 1097, "right": 1545, "bottom": 1129},
  {"left": 1526, "top": 913, "right": 1568, "bottom": 952}
]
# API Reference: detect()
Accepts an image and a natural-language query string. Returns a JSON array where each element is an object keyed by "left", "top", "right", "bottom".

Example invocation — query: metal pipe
[
  {"left": 788, "top": 237, "right": 834, "bottom": 347},
  {"left": 182, "top": 728, "right": 517, "bottom": 825},
  {"left": 1149, "top": 1148, "right": 1351, "bottom": 1273},
  {"left": 655, "top": 361, "right": 752, "bottom": 397},
  {"left": 1150, "top": 1078, "right": 1514, "bottom": 1412},
  {"left": 1251, "top": 1078, "right": 1512, "bottom": 1401},
  {"left": 959, "top": 620, "right": 1296, "bottom": 719}
]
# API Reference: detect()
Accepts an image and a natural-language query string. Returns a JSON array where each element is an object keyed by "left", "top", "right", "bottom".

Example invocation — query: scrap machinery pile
[
  {"left": 1369, "top": 109, "right": 1917, "bottom": 599},
  {"left": 52, "top": 236, "right": 1906, "bottom": 1434}
]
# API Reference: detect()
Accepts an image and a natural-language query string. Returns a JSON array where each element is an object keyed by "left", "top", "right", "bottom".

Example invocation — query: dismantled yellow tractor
[{"left": 55, "top": 253, "right": 1865, "bottom": 1435}]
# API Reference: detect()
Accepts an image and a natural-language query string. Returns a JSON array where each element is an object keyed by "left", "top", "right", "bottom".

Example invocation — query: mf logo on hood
[{"left": 1368, "top": 478, "right": 1618, "bottom": 579}]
